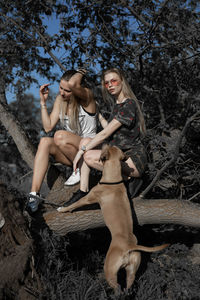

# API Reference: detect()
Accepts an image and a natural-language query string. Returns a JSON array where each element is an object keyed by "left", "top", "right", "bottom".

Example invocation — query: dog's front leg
[
  {"left": 57, "top": 195, "right": 90, "bottom": 213},
  {"left": 57, "top": 193, "right": 97, "bottom": 213}
]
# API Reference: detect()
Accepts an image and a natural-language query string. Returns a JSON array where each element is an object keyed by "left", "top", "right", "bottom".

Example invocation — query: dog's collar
[{"left": 99, "top": 180, "right": 124, "bottom": 185}]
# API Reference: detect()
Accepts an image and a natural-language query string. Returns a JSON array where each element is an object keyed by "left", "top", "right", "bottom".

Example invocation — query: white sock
[{"left": 29, "top": 192, "right": 38, "bottom": 202}]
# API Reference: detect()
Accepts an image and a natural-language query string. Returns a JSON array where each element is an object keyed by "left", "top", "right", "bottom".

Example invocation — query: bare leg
[
  {"left": 54, "top": 130, "right": 81, "bottom": 161},
  {"left": 78, "top": 138, "right": 93, "bottom": 192},
  {"left": 31, "top": 137, "right": 73, "bottom": 193},
  {"left": 79, "top": 159, "right": 90, "bottom": 192},
  {"left": 84, "top": 149, "right": 103, "bottom": 171},
  {"left": 84, "top": 150, "right": 140, "bottom": 177},
  {"left": 84, "top": 148, "right": 141, "bottom": 198},
  {"left": 59, "top": 137, "right": 93, "bottom": 205}
]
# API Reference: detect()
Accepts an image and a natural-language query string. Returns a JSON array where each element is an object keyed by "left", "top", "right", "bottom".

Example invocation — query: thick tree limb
[
  {"left": 0, "top": 94, "right": 65, "bottom": 189},
  {"left": 44, "top": 197, "right": 200, "bottom": 236},
  {"left": 0, "top": 100, "right": 36, "bottom": 169}
]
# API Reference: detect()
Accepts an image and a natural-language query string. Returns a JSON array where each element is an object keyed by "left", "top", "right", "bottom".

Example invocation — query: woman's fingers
[
  {"left": 40, "top": 83, "right": 50, "bottom": 94},
  {"left": 73, "top": 150, "right": 83, "bottom": 171},
  {"left": 40, "top": 83, "right": 50, "bottom": 101}
]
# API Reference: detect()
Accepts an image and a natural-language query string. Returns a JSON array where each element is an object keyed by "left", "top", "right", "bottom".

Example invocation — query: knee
[
  {"left": 37, "top": 137, "right": 53, "bottom": 151},
  {"left": 54, "top": 130, "right": 66, "bottom": 147},
  {"left": 83, "top": 150, "right": 94, "bottom": 166}
]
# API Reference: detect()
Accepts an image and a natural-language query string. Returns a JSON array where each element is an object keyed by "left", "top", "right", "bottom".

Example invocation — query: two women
[
  {"left": 27, "top": 69, "right": 97, "bottom": 212},
  {"left": 61, "top": 67, "right": 147, "bottom": 207}
]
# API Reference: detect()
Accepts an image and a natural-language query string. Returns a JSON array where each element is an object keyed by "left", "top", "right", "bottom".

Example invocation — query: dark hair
[
  {"left": 61, "top": 70, "right": 77, "bottom": 81},
  {"left": 61, "top": 70, "right": 93, "bottom": 90}
]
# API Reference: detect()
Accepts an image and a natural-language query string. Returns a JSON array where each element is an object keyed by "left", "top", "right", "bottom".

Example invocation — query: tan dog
[{"left": 58, "top": 145, "right": 169, "bottom": 292}]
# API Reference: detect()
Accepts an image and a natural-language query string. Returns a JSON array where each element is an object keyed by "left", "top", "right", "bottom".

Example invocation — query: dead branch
[{"left": 140, "top": 111, "right": 200, "bottom": 198}]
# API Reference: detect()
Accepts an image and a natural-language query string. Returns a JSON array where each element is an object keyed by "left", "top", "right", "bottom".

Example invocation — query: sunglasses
[{"left": 104, "top": 79, "right": 120, "bottom": 89}]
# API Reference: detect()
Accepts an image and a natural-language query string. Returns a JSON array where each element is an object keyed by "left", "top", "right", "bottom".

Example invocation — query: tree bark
[
  {"left": 0, "top": 183, "right": 41, "bottom": 299},
  {"left": 0, "top": 97, "right": 65, "bottom": 190},
  {"left": 44, "top": 197, "right": 200, "bottom": 236},
  {"left": 0, "top": 101, "right": 36, "bottom": 169}
]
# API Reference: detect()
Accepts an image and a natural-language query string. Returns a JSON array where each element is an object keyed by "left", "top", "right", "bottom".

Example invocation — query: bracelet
[
  {"left": 81, "top": 145, "right": 87, "bottom": 152},
  {"left": 40, "top": 103, "right": 47, "bottom": 109}
]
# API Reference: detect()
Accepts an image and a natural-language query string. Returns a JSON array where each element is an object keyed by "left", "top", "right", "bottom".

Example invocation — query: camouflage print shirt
[{"left": 108, "top": 98, "right": 141, "bottom": 150}]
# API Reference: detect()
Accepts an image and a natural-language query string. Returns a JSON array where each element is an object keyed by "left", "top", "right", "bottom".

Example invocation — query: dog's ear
[
  {"left": 112, "top": 146, "right": 126, "bottom": 161},
  {"left": 100, "top": 144, "right": 110, "bottom": 162},
  {"left": 120, "top": 151, "right": 126, "bottom": 161}
]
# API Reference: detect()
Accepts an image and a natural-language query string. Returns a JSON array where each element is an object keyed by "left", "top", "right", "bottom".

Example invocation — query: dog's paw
[{"left": 57, "top": 206, "right": 66, "bottom": 213}]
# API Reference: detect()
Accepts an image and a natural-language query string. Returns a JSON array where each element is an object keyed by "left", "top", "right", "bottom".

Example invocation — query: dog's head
[{"left": 100, "top": 144, "right": 125, "bottom": 163}]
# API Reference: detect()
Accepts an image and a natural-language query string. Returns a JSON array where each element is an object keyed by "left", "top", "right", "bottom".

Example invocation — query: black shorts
[{"left": 124, "top": 143, "right": 147, "bottom": 176}]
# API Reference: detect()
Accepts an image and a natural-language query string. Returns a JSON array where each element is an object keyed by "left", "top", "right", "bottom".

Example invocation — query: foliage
[
  {"left": 0, "top": 1, "right": 200, "bottom": 114},
  {"left": 0, "top": 2, "right": 200, "bottom": 299},
  {"left": 0, "top": 0, "right": 199, "bottom": 201},
  {"left": 134, "top": 243, "right": 200, "bottom": 300}
]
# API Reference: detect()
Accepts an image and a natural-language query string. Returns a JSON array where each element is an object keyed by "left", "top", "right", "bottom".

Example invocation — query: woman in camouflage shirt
[{"left": 63, "top": 67, "right": 147, "bottom": 205}]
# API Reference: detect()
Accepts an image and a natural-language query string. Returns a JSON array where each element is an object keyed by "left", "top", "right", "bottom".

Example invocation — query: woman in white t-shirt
[{"left": 27, "top": 69, "right": 97, "bottom": 213}]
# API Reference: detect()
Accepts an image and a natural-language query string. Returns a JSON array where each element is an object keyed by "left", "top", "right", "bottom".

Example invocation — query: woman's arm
[
  {"left": 84, "top": 118, "right": 121, "bottom": 150},
  {"left": 73, "top": 118, "right": 121, "bottom": 170},
  {"left": 40, "top": 84, "right": 60, "bottom": 132},
  {"left": 98, "top": 113, "right": 108, "bottom": 129},
  {"left": 68, "top": 70, "right": 95, "bottom": 112}
]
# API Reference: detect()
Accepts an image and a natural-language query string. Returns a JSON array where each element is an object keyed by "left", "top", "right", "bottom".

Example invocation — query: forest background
[{"left": 0, "top": 1, "right": 200, "bottom": 299}]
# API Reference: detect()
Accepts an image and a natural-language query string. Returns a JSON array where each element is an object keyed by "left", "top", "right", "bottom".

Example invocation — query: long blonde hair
[
  {"left": 59, "top": 70, "right": 80, "bottom": 134},
  {"left": 101, "top": 68, "right": 146, "bottom": 136}
]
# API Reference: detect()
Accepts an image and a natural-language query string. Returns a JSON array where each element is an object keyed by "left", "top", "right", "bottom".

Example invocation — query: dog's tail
[{"left": 128, "top": 243, "right": 169, "bottom": 254}]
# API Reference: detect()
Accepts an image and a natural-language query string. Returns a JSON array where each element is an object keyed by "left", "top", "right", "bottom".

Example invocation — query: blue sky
[{"left": 6, "top": 14, "right": 64, "bottom": 103}]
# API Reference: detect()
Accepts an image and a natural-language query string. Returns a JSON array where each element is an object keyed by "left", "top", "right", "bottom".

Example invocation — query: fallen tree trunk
[{"left": 44, "top": 197, "right": 200, "bottom": 236}]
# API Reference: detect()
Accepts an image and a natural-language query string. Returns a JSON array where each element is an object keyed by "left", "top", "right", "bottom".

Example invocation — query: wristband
[
  {"left": 81, "top": 145, "right": 86, "bottom": 152},
  {"left": 40, "top": 103, "right": 47, "bottom": 109}
]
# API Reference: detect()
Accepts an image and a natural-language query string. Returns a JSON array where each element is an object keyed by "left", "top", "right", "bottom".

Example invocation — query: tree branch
[
  {"left": 140, "top": 111, "right": 200, "bottom": 198},
  {"left": 0, "top": 100, "right": 36, "bottom": 169},
  {"left": 32, "top": 26, "right": 67, "bottom": 72},
  {"left": 0, "top": 12, "right": 67, "bottom": 72}
]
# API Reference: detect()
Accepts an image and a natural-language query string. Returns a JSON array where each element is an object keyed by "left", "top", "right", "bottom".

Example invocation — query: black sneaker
[
  {"left": 126, "top": 177, "right": 143, "bottom": 199},
  {"left": 63, "top": 189, "right": 88, "bottom": 207},
  {"left": 26, "top": 192, "right": 43, "bottom": 213}
]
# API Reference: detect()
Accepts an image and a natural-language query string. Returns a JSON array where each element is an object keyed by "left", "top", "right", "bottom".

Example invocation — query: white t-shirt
[{"left": 59, "top": 105, "right": 97, "bottom": 138}]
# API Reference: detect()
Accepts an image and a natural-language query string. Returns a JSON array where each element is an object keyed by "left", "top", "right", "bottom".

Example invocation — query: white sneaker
[{"left": 64, "top": 169, "right": 80, "bottom": 186}]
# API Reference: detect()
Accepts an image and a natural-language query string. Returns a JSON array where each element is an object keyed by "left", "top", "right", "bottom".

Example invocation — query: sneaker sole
[{"left": 64, "top": 180, "right": 80, "bottom": 186}]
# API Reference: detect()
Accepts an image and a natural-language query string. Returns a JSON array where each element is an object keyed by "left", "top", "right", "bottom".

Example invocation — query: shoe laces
[
  {"left": 28, "top": 194, "right": 59, "bottom": 208},
  {"left": 71, "top": 170, "right": 79, "bottom": 178}
]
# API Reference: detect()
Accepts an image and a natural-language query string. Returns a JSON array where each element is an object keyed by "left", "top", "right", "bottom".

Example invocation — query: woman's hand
[
  {"left": 40, "top": 83, "right": 50, "bottom": 104},
  {"left": 73, "top": 150, "right": 84, "bottom": 172}
]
